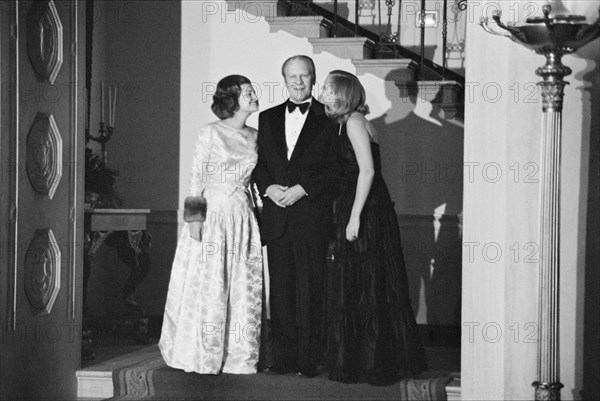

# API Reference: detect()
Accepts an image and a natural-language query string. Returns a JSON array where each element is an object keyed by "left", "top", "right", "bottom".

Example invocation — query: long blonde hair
[{"left": 323, "top": 70, "right": 370, "bottom": 123}]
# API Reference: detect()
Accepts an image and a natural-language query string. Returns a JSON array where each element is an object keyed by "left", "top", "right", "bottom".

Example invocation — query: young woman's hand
[
  {"left": 346, "top": 216, "right": 360, "bottom": 242},
  {"left": 189, "top": 221, "right": 204, "bottom": 242}
]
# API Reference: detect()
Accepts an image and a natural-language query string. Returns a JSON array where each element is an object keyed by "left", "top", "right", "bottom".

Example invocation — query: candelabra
[
  {"left": 86, "top": 122, "right": 114, "bottom": 165},
  {"left": 480, "top": 1, "right": 600, "bottom": 400}
]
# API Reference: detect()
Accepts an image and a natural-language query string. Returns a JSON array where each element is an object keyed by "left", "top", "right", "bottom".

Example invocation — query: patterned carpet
[{"left": 105, "top": 345, "right": 454, "bottom": 401}]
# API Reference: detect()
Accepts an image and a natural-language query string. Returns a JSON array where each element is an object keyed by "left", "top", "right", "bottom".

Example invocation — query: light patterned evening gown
[{"left": 159, "top": 121, "right": 263, "bottom": 374}]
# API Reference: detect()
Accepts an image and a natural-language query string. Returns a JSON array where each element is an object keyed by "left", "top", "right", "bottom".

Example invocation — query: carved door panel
[{"left": 0, "top": 1, "right": 84, "bottom": 399}]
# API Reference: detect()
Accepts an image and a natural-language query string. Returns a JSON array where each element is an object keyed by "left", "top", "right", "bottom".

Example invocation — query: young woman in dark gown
[{"left": 319, "top": 70, "right": 427, "bottom": 386}]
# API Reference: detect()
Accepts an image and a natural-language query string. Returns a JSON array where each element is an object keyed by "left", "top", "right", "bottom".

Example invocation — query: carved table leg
[
  {"left": 82, "top": 230, "right": 113, "bottom": 361},
  {"left": 107, "top": 230, "right": 152, "bottom": 344},
  {"left": 121, "top": 230, "right": 151, "bottom": 307}
]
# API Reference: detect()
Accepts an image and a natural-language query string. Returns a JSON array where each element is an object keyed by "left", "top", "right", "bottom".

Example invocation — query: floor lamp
[{"left": 480, "top": 1, "right": 600, "bottom": 400}]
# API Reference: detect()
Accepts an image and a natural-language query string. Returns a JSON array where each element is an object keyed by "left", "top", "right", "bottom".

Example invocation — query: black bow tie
[{"left": 287, "top": 101, "right": 310, "bottom": 114}]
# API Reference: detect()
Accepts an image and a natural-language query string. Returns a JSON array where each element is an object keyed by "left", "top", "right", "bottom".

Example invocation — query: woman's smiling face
[{"left": 238, "top": 83, "right": 259, "bottom": 113}]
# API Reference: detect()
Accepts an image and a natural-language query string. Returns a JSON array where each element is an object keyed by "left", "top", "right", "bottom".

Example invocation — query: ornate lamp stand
[{"left": 480, "top": 2, "right": 600, "bottom": 400}]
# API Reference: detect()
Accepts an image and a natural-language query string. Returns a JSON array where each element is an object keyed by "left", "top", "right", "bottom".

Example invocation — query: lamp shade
[{"left": 527, "top": 0, "right": 585, "bottom": 23}]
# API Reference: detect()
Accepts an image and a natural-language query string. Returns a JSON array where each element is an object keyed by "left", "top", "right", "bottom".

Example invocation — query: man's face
[{"left": 283, "top": 59, "right": 313, "bottom": 103}]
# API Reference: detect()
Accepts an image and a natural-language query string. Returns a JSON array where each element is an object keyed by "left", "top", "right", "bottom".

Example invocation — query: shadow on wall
[{"left": 370, "top": 72, "right": 464, "bottom": 326}]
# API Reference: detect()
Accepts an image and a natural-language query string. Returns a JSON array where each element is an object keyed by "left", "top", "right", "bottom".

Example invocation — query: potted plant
[{"left": 84, "top": 147, "right": 123, "bottom": 208}]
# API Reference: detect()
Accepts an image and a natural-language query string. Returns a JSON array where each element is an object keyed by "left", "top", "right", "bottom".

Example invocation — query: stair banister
[
  {"left": 442, "top": 0, "right": 448, "bottom": 79},
  {"left": 355, "top": 0, "right": 359, "bottom": 36}
]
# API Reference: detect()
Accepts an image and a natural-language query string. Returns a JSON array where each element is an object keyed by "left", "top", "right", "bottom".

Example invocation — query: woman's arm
[
  {"left": 345, "top": 113, "right": 375, "bottom": 241},
  {"left": 185, "top": 126, "right": 212, "bottom": 241}
]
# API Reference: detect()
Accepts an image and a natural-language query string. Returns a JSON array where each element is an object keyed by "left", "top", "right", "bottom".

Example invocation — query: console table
[
  {"left": 86, "top": 207, "right": 150, "bottom": 231},
  {"left": 82, "top": 207, "right": 152, "bottom": 360}
]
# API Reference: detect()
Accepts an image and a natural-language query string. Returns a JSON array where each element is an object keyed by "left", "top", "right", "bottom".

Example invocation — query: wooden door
[{"left": 1, "top": 1, "right": 84, "bottom": 399}]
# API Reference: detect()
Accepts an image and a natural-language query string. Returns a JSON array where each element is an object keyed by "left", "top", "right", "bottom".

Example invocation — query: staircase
[{"left": 259, "top": 0, "right": 464, "bottom": 118}]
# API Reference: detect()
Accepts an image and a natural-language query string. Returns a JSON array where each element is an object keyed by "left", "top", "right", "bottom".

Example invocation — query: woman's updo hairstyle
[
  {"left": 211, "top": 75, "right": 252, "bottom": 119},
  {"left": 323, "top": 70, "right": 370, "bottom": 123}
]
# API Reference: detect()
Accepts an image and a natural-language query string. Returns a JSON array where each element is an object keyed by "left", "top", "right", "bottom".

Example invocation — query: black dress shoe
[
  {"left": 266, "top": 364, "right": 297, "bottom": 375},
  {"left": 297, "top": 366, "right": 319, "bottom": 378}
]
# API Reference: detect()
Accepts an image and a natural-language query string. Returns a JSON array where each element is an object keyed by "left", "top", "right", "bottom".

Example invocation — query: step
[
  {"left": 395, "top": 80, "right": 463, "bottom": 119},
  {"left": 352, "top": 59, "right": 418, "bottom": 82},
  {"left": 223, "top": 0, "right": 282, "bottom": 20},
  {"left": 397, "top": 80, "right": 462, "bottom": 101},
  {"left": 268, "top": 16, "right": 332, "bottom": 38},
  {"left": 446, "top": 372, "right": 461, "bottom": 401},
  {"left": 437, "top": 81, "right": 464, "bottom": 119},
  {"left": 76, "top": 369, "right": 113, "bottom": 400},
  {"left": 396, "top": 81, "right": 462, "bottom": 100},
  {"left": 309, "top": 37, "right": 375, "bottom": 60},
  {"left": 77, "top": 345, "right": 161, "bottom": 399}
]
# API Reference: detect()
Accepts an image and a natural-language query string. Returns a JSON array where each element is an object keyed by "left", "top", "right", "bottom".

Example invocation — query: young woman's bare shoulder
[
  {"left": 347, "top": 112, "right": 367, "bottom": 125},
  {"left": 346, "top": 112, "right": 369, "bottom": 135}
]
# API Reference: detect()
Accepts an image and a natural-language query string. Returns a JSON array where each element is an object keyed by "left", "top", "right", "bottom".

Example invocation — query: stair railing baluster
[
  {"left": 442, "top": 0, "right": 448, "bottom": 80},
  {"left": 396, "top": 0, "right": 402, "bottom": 57},
  {"left": 419, "top": 0, "right": 426, "bottom": 80},
  {"left": 378, "top": 0, "right": 382, "bottom": 34},
  {"left": 355, "top": 0, "right": 359, "bottom": 36},
  {"left": 385, "top": 1, "right": 394, "bottom": 42},
  {"left": 333, "top": 0, "right": 338, "bottom": 37},
  {"left": 377, "top": 0, "right": 382, "bottom": 56},
  {"left": 377, "top": 0, "right": 397, "bottom": 57}
]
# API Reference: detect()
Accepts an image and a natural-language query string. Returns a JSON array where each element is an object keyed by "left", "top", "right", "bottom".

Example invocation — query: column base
[{"left": 532, "top": 381, "right": 564, "bottom": 400}]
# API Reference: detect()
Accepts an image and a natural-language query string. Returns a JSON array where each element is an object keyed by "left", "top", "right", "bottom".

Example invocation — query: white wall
[{"left": 462, "top": 0, "right": 599, "bottom": 399}]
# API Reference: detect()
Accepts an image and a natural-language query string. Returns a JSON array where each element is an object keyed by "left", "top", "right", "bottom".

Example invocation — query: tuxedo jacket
[{"left": 253, "top": 99, "right": 340, "bottom": 243}]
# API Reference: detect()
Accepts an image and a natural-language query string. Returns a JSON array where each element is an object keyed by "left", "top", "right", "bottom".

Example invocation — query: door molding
[
  {"left": 68, "top": 0, "right": 80, "bottom": 321},
  {"left": 6, "top": 0, "right": 20, "bottom": 332},
  {"left": 25, "top": 0, "right": 63, "bottom": 84}
]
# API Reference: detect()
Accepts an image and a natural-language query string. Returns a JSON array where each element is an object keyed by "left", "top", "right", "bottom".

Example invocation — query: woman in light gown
[{"left": 159, "top": 75, "right": 263, "bottom": 375}]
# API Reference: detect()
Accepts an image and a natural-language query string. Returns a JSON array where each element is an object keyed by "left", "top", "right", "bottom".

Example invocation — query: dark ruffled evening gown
[{"left": 326, "top": 124, "right": 427, "bottom": 385}]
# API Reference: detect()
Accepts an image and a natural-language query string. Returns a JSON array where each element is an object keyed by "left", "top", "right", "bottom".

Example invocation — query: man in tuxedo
[{"left": 253, "top": 55, "right": 339, "bottom": 377}]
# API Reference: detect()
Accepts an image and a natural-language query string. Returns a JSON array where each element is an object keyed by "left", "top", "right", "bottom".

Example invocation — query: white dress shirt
[{"left": 285, "top": 99, "right": 311, "bottom": 160}]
